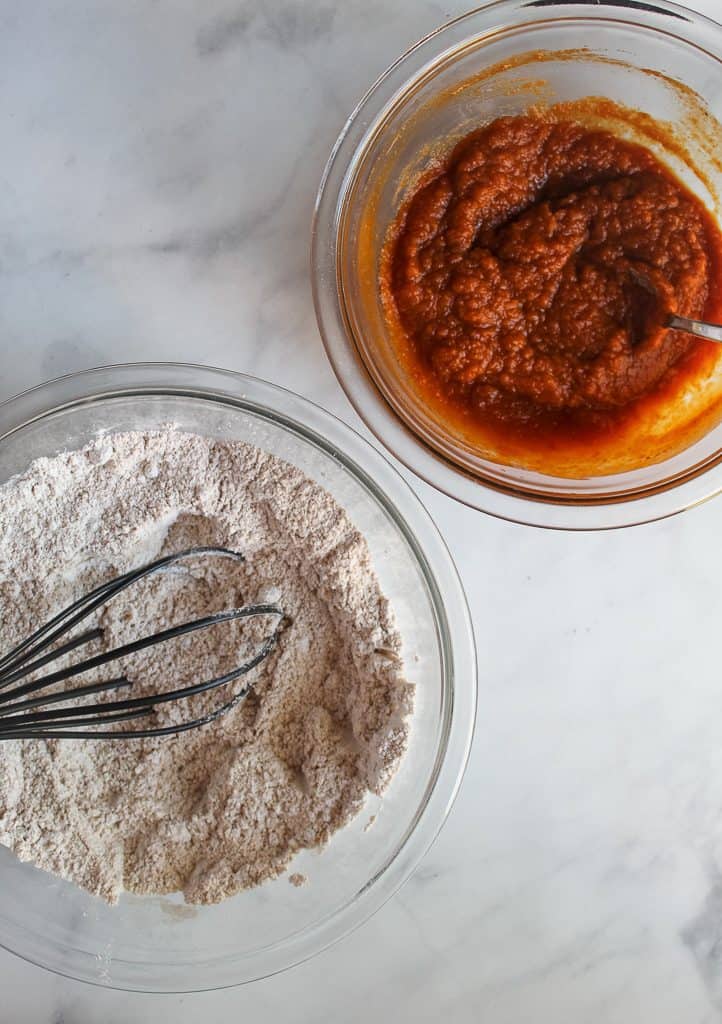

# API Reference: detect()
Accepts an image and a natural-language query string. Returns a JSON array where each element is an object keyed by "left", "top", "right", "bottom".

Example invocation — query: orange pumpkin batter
[{"left": 386, "top": 115, "right": 722, "bottom": 456}]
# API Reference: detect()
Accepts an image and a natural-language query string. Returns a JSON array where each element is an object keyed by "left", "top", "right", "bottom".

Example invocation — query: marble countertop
[{"left": 2, "top": 1, "right": 722, "bottom": 1020}]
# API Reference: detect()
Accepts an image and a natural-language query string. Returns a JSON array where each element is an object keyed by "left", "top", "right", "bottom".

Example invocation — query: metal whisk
[{"left": 0, "top": 547, "right": 284, "bottom": 740}]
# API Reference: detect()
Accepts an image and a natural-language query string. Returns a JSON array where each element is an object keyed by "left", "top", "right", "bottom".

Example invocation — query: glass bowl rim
[
  {"left": 311, "top": 0, "right": 722, "bottom": 531},
  {"left": 0, "top": 361, "right": 477, "bottom": 992}
]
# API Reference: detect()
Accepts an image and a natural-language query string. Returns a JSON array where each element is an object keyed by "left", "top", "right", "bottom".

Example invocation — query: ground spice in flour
[{"left": 0, "top": 430, "right": 413, "bottom": 904}]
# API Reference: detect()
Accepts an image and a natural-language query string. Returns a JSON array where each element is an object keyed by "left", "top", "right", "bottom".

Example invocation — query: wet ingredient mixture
[
  {"left": 0, "top": 431, "right": 413, "bottom": 904},
  {"left": 386, "top": 114, "right": 722, "bottom": 457}
]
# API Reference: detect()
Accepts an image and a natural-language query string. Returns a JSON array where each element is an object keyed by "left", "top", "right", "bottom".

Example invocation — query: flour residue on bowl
[{"left": 0, "top": 430, "right": 414, "bottom": 904}]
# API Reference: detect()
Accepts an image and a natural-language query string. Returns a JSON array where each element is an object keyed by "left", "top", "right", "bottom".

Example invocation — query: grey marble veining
[{"left": 1, "top": 1, "right": 722, "bottom": 1021}]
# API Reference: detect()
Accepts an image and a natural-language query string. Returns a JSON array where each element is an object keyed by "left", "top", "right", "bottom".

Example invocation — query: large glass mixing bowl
[{"left": 0, "top": 363, "right": 476, "bottom": 991}]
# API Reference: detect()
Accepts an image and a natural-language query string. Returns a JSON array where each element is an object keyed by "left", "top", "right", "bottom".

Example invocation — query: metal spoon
[
  {"left": 629, "top": 267, "right": 722, "bottom": 343},
  {"left": 666, "top": 312, "right": 722, "bottom": 343}
]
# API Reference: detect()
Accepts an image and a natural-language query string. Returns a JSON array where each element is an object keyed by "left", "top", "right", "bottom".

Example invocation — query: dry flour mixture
[{"left": 0, "top": 430, "right": 413, "bottom": 904}]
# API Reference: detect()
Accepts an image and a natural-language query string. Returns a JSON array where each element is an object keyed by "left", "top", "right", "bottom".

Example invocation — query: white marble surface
[{"left": 2, "top": 0, "right": 722, "bottom": 1020}]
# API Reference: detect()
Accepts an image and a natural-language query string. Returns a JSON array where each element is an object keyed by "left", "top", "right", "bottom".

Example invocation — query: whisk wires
[{"left": 0, "top": 548, "right": 284, "bottom": 740}]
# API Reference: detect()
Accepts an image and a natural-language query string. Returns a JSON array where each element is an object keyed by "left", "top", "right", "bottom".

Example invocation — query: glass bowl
[
  {"left": 0, "top": 363, "right": 476, "bottom": 992},
  {"left": 312, "top": 0, "right": 722, "bottom": 529}
]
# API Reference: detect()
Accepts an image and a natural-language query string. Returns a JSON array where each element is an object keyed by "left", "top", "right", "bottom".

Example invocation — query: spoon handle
[{"left": 668, "top": 313, "right": 722, "bottom": 343}]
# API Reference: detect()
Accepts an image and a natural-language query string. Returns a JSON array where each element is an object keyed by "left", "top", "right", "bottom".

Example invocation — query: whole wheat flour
[{"left": 0, "top": 430, "right": 413, "bottom": 904}]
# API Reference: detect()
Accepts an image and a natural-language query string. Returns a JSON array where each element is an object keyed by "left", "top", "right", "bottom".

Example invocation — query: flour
[{"left": 0, "top": 430, "right": 413, "bottom": 904}]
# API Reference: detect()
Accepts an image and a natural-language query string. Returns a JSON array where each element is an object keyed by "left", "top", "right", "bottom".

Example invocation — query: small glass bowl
[
  {"left": 312, "top": 0, "right": 722, "bottom": 529},
  {"left": 0, "top": 363, "right": 476, "bottom": 992}
]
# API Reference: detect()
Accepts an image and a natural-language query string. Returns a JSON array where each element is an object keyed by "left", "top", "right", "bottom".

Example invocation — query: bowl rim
[
  {"left": 0, "top": 361, "right": 477, "bottom": 991},
  {"left": 311, "top": 0, "right": 722, "bottom": 531}
]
